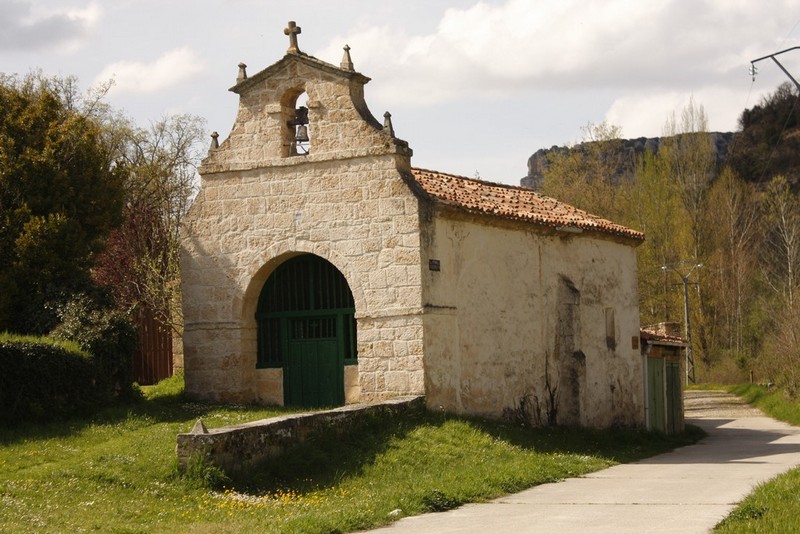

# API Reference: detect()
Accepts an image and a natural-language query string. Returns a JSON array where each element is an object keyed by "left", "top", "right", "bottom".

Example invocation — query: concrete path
[{"left": 363, "top": 390, "right": 800, "bottom": 533}]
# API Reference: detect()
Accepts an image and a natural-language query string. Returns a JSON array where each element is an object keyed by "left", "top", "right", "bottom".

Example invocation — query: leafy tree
[
  {"left": 628, "top": 148, "right": 687, "bottom": 326},
  {"left": 541, "top": 121, "right": 632, "bottom": 222},
  {"left": 702, "top": 168, "right": 759, "bottom": 369},
  {"left": 530, "top": 86, "right": 800, "bottom": 386},
  {"left": 729, "top": 82, "right": 800, "bottom": 183},
  {"left": 654, "top": 99, "right": 720, "bottom": 368},
  {"left": 0, "top": 74, "right": 125, "bottom": 333},
  {"left": 760, "top": 174, "right": 800, "bottom": 307},
  {"left": 760, "top": 297, "right": 800, "bottom": 397},
  {"left": 660, "top": 98, "right": 716, "bottom": 263},
  {"left": 93, "top": 114, "right": 206, "bottom": 333}
]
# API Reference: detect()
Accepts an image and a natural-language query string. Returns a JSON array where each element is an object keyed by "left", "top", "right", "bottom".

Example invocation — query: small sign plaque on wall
[{"left": 429, "top": 259, "right": 441, "bottom": 272}]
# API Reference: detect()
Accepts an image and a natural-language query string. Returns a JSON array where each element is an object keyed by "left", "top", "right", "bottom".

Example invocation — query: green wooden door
[
  {"left": 647, "top": 357, "right": 665, "bottom": 432},
  {"left": 665, "top": 361, "right": 681, "bottom": 434},
  {"left": 256, "top": 254, "right": 357, "bottom": 408},
  {"left": 285, "top": 316, "right": 343, "bottom": 407}
]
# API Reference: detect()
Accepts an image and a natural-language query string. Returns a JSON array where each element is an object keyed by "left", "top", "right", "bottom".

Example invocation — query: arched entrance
[{"left": 256, "top": 254, "right": 357, "bottom": 407}]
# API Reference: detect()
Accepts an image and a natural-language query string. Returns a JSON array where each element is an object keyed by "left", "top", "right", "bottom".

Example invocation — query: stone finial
[
  {"left": 284, "top": 21, "right": 301, "bottom": 53},
  {"left": 340, "top": 44, "right": 354, "bottom": 71},
  {"left": 383, "top": 111, "right": 395, "bottom": 137},
  {"left": 191, "top": 419, "right": 209, "bottom": 434},
  {"left": 209, "top": 131, "right": 219, "bottom": 151},
  {"left": 237, "top": 63, "right": 248, "bottom": 83}
]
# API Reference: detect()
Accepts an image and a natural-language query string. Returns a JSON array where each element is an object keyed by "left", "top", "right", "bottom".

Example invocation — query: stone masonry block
[
  {"left": 371, "top": 340, "right": 394, "bottom": 358},
  {"left": 384, "top": 371, "right": 410, "bottom": 393},
  {"left": 392, "top": 341, "right": 410, "bottom": 358}
]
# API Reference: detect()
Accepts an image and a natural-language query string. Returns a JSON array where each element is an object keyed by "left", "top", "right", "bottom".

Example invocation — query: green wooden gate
[
  {"left": 665, "top": 360, "right": 682, "bottom": 434},
  {"left": 647, "top": 356, "right": 665, "bottom": 432},
  {"left": 256, "top": 255, "right": 357, "bottom": 408}
]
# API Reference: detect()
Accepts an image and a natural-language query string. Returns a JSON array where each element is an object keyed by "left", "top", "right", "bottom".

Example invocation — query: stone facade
[
  {"left": 181, "top": 49, "right": 425, "bottom": 404},
  {"left": 181, "top": 31, "right": 646, "bottom": 427}
]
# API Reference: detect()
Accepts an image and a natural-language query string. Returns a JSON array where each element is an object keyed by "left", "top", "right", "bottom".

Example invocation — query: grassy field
[
  {"left": 1, "top": 375, "right": 701, "bottom": 533},
  {"left": 715, "top": 384, "right": 800, "bottom": 533}
]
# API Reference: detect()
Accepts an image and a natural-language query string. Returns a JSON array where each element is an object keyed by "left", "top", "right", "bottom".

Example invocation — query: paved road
[{"left": 362, "top": 390, "right": 800, "bottom": 533}]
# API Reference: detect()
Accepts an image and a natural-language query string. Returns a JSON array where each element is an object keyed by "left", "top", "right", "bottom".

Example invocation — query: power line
[{"left": 750, "top": 46, "right": 800, "bottom": 183}]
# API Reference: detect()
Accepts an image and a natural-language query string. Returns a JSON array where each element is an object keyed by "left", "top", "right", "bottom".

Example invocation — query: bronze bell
[{"left": 294, "top": 124, "right": 309, "bottom": 143}]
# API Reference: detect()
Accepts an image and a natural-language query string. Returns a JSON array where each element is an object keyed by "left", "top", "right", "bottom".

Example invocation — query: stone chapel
[{"left": 181, "top": 22, "right": 646, "bottom": 428}]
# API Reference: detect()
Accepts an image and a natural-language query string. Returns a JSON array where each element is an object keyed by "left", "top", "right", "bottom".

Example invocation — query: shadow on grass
[
  {"left": 0, "top": 389, "right": 301, "bottom": 447},
  {"left": 229, "top": 407, "right": 428, "bottom": 494},
  {"left": 227, "top": 409, "right": 704, "bottom": 497},
  {"left": 466, "top": 417, "right": 706, "bottom": 463}
]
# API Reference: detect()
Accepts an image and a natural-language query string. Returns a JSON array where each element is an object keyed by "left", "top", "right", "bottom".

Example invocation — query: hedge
[{"left": 0, "top": 335, "right": 102, "bottom": 425}]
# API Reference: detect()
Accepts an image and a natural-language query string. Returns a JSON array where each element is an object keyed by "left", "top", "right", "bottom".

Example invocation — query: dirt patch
[{"left": 684, "top": 389, "right": 765, "bottom": 419}]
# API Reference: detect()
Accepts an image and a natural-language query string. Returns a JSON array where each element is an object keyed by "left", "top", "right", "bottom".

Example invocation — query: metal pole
[
  {"left": 661, "top": 261, "right": 702, "bottom": 385},
  {"left": 682, "top": 275, "right": 694, "bottom": 385},
  {"left": 751, "top": 46, "right": 800, "bottom": 92}
]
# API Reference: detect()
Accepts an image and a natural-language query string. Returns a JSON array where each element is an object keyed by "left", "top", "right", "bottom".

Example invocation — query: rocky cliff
[{"left": 520, "top": 132, "right": 735, "bottom": 190}]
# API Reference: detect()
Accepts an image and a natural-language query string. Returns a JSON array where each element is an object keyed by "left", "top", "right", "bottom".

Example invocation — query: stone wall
[
  {"left": 181, "top": 53, "right": 426, "bottom": 404},
  {"left": 177, "top": 396, "right": 425, "bottom": 474}
]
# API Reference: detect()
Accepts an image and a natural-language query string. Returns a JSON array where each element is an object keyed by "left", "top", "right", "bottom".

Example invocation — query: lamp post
[{"left": 661, "top": 261, "right": 703, "bottom": 385}]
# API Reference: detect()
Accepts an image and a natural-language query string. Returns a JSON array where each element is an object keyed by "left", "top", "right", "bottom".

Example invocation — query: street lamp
[{"left": 661, "top": 261, "right": 703, "bottom": 385}]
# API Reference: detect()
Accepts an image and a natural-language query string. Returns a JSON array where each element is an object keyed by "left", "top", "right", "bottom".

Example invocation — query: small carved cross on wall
[{"left": 284, "top": 21, "right": 301, "bottom": 53}]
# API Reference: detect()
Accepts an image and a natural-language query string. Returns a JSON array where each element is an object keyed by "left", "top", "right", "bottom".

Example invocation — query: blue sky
[{"left": 2, "top": 0, "right": 799, "bottom": 184}]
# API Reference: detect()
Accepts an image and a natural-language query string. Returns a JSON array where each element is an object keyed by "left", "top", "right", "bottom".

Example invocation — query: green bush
[
  {"left": 181, "top": 453, "right": 231, "bottom": 490},
  {"left": 50, "top": 294, "right": 137, "bottom": 400},
  {"left": 0, "top": 334, "right": 100, "bottom": 424}
]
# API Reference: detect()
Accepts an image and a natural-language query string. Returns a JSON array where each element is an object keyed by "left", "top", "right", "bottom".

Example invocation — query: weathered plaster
[{"left": 420, "top": 209, "right": 644, "bottom": 427}]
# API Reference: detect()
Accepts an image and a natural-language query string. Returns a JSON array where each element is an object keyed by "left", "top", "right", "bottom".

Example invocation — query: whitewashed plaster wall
[{"left": 420, "top": 210, "right": 644, "bottom": 428}]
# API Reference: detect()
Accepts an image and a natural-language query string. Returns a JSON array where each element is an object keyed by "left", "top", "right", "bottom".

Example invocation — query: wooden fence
[{"left": 133, "top": 307, "right": 173, "bottom": 385}]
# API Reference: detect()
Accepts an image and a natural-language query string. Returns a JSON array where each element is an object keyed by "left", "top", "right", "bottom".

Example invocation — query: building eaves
[
  {"left": 640, "top": 329, "right": 688, "bottom": 347},
  {"left": 408, "top": 168, "right": 645, "bottom": 242}
]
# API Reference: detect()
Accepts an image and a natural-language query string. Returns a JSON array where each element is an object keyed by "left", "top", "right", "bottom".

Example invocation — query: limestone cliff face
[{"left": 520, "top": 132, "right": 735, "bottom": 190}]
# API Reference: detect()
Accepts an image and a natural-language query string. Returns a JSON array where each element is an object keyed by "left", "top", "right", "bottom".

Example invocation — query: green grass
[
  {"left": 716, "top": 468, "right": 800, "bottom": 533},
  {"left": 0, "top": 375, "right": 701, "bottom": 534},
  {"left": 0, "top": 331, "right": 84, "bottom": 354},
  {"left": 728, "top": 383, "right": 800, "bottom": 426},
  {"left": 715, "top": 384, "right": 800, "bottom": 533}
]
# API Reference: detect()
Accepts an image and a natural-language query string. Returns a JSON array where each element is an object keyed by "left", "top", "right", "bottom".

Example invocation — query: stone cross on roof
[{"left": 284, "top": 21, "right": 301, "bottom": 54}]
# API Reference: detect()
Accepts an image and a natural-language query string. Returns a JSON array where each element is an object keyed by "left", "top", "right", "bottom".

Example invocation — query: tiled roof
[
  {"left": 409, "top": 168, "right": 644, "bottom": 242},
  {"left": 641, "top": 324, "right": 687, "bottom": 346}
]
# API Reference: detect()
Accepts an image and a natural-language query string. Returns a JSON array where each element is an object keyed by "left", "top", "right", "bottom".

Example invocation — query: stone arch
[
  {"left": 239, "top": 241, "right": 366, "bottom": 325},
  {"left": 239, "top": 242, "right": 366, "bottom": 376},
  {"left": 248, "top": 252, "right": 356, "bottom": 408}
]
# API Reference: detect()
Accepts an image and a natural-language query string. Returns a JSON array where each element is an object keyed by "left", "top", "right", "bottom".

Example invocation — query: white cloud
[
  {"left": 603, "top": 84, "right": 780, "bottom": 139},
  {"left": 0, "top": 0, "right": 100, "bottom": 52},
  {"left": 95, "top": 47, "right": 206, "bottom": 94},
  {"left": 317, "top": 0, "right": 798, "bottom": 107}
]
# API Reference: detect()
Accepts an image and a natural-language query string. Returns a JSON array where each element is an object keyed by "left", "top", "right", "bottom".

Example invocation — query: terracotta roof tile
[
  {"left": 641, "top": 324, "right": 687, "bottom": 345},
  {"left": 409, "top": 168, "right": 644, "bottom": 241},
  {"left": 641, "top": 330, "right": 687, "bottom": 346}
]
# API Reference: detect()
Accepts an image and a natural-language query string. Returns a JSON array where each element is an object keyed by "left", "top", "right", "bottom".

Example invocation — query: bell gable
[{"left": 200, "top": 27, "right": 410, "bottom": 175}]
